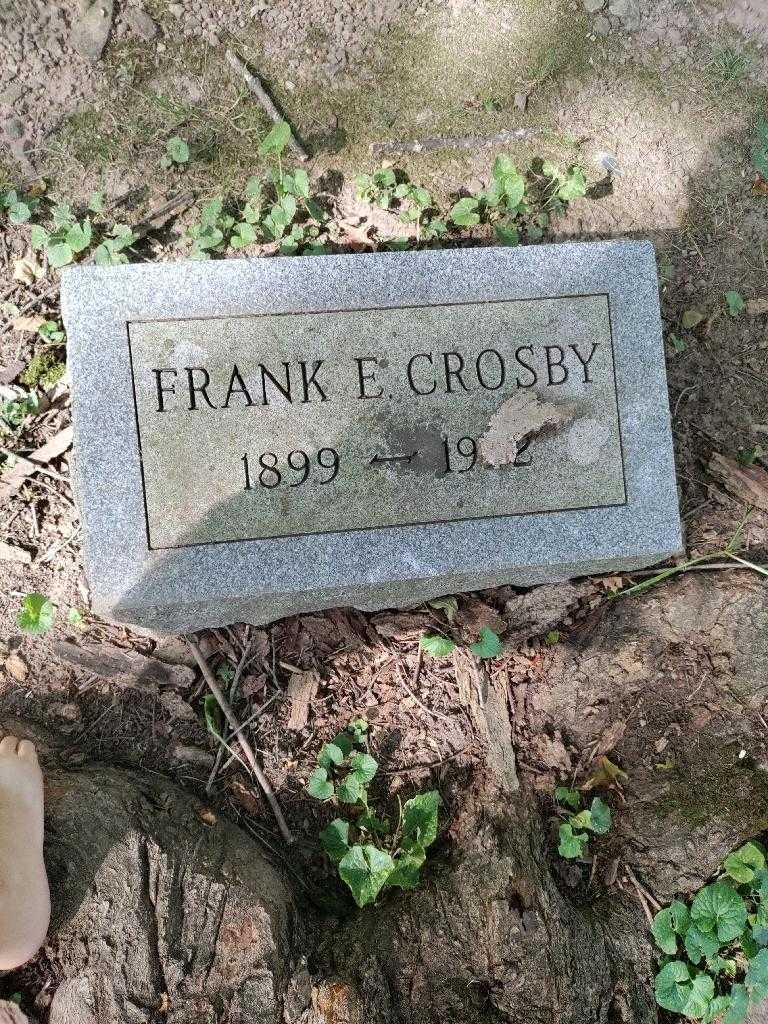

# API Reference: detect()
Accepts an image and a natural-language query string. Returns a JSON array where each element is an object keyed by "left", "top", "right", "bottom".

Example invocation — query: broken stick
[
  {"left": 186, "top": 636, "right": 294, "bottom": 844},
  {"left": 369, "top": 128, "right": 545, "bottom": 159},
  {"left": 225, "top": 49, "right": 308, "bottom": 162}
]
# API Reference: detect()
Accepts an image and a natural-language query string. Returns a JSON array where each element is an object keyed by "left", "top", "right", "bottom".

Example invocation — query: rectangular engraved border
[{"left": 126, "top": 292, "right": 628, "bottom": 551}]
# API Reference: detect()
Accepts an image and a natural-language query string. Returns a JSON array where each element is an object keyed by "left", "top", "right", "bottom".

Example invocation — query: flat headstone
[{"left": 62, "top": 241, "right": 681, "bottom": 633}]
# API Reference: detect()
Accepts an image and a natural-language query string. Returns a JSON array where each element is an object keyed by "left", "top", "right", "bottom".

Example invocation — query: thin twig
[
  {"left": 186, "top": 636, "right": 293, "bottom": 843},
  {"left": 624, "top": 865, "right": 654, "bottom": 926},
  {"left": 206, "top": 692, "right": 281, "bottom": 791},
  {"left": 225, "top": 49, "right": 308, "bottom": 161},
  {"left": 370, "top": 128, "right": 546, "bottom": 159},
  {"left": 396, "top": 664, "right": 454, "bottom": 724}
]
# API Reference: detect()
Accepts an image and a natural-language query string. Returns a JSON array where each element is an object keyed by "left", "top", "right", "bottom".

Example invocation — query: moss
[
  {"left": 21, "top": 351, "right": 66, "bottom": 390},
  {"left": 658, "top": 746, "right": 768, "bottom": 830}
]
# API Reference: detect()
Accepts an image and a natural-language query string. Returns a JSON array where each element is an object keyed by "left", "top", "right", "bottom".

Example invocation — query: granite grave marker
[{"left": 62, "top": 241, "right": 681, "bottom": 632}]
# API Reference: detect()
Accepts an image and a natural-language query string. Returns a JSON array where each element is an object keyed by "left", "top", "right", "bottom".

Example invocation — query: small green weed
[
  {"left": 709, "top": 46, "right": 751, "bottom": 86},
  {"left": 29, "top": 193, "right": 138, "bottom": 268},
  {"left": 0, "top": 187, "right": 38, "bottom": 225},
  {"left": 188, "top": 121, "right": 327, "bottom": 258},
  {"left": 0, "top": 392, "right": 39, "bottom": 435},
  {"left": 725, "top": 291, "right": 746, "bottom": 318},
  {"left": 651, "top": 841, "right": 768, "bottom": 1022},
  {"left": 160, "top": 136, "right": 190, "bottom": 169},
  {"left": 17, "top": 593, "right": 55, "bottom": 635},
  {"left": 448, "top": 156, "right": 586, "bottom": 245},
  {"left": 751, "top": 118, "right": 768, "bottom": 181},
  {"left": 307, "top": 718, "right": 441, "bottom": 908},
  {"left": 555, "top": 788, "right": 612, "bottom": 860},
  {"left": 420, "top": 625, "right": 503, "bottom": 660}
]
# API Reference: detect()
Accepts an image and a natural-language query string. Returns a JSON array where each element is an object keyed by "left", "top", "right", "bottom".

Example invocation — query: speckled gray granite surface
[{"left": 61, "top": 241, "right": 681, "bottom": 633}]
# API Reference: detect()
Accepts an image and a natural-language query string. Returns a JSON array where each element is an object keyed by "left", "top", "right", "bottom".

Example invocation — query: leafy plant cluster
[
  {"left": 0, "top": 187, "right": 39, "bottom": 226},
  {"left": 554, "top": 787, "right": 612, "bottom": 859},
  {"left": 448, "top": 156, "right": 587, "bottom": 245},
  {"left": 29, "top": 194, "right": 138, "bottom": 269},
  {"left": 652, "top": 841, "right": 768, "bottom": 1022},
  {"left": 186, "top": 123, "right": 328, "bottom": 259},
  {"left": 354, "top": 168, "right": 446, "bottom": 244},
  {"left": 0, "top": 391, "right": 39, "bottom": 438},
  {"left": 307, "top": 718, "right": 441, "bottom": 908}
]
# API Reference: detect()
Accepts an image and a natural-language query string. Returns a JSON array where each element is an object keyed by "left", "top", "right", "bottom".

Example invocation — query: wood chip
[
  {"left": 709, "top": 452, "right": 768, "bottom": 513},
  {"left": 0, "top": 541, "right": 32, "bottom": 564},
  {"left": 285, "top": 669, "right": 319, "bottom": 730},
  {"left": 53, "top": 639, "right": 196, "bottom": 689}
]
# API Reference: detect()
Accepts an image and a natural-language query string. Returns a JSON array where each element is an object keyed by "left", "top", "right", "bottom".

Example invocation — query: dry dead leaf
[
  {"left": 592, "top": 720, "right": 626, "bottom": 759},
  {"left": 0, "top": 541, "right": 32, "bottom": 564},
  {"left": 196, "top": 807, "right": 217, "bottom": 827},
  {"left": 12, "top": 256, "right": 43, "bottom": 285},
  {"left": 746, "top": 297, "right": 768, "bottom": 317},
  {"left": 5, "top": 653, "right": 29, "bottom": 682},
  {"left": 11, "top": 314, "right": 44, "bottom": 333},
  {"left": 709, "top": 452, "right": 768, "bottom": 513},
  {"left": 479, "top": 393, "right": 575, "bottom": 467},
  {"left": 0, "top": 426, "right": 73, "bottom": 505},
  {"left": 0, "top": 1000, "right": 31, "bottom": 1024},
  {"left": 582, "top": 756, "right": 628, "bottom": 791}
]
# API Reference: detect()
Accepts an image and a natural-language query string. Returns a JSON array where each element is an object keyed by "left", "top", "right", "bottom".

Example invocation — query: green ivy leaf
[
  {"left": 30, "top": 224, "right": 49, "bottom": 249},
  {"left": 589, "top": 796, "right": 611, "bottom": 835},
  {"left": 723, "top": 983, "right": 748, "bottom": 1024},
  {"left": 420, "top": 633, "right": 456, "bottom": 657},
  {"left": 724, "top": 842, "right": 766, "bottom": 884},
  {"left": 88, "top": 191, "right": 105, "bottom": 214},
  {"left": 691, "top": 882, "right": 748, "bottom": 943},
  {"left": 338, "top": 844, "right": 395, "bottom": 907},
  {"left": 556, "top": 166, "right": 587, "bottom": 201},
  {"left": 358, "top": 810, "right": 390, "bottom": 834},
  {"left": 350, "top": 752, "right": 378, "bottom": 785},
  {"left": 670, "top": 899, "right": 691, "bottom": 935},
  {"left": 555, "top": 787, "right": 581, "bottom": 810},
  {"left": 495, "top": 222, "right": 520, "bottom": 246},
  {"left": 259, "top": 121, "right": 291, "bottom": 156},
  {"left": 8, "top": 202, "right": 31, "bottom": 225},
  {"left": 402, "top": 790, "right": 440, "bottom": 849},
  {"left": 230, "top": 222, "right": 258, "bottom": 248},
  {"left": 66, "top": 218, "right": 92, "bottom": 253},
  {"left": 320, "top": 818, "right": 349, "bottom": 864},
  {"left": 46, "top": 242, "right": 74, "bottom": 268},
  {"left": 307, "top": 767, "right": 334, "bottom": 801},
  {"left": 682, "top": 308, "right": 705, "bottom": 330},
  {"left": 17, "top": 593, "right": 55, "bottom": 635},
  {"left": 386, "top": 844, "right": 426, "bottom": 890},
  {"left": 703, "top": 995, "right": 732, "bottom": 1024},
  {"left": 655, "top": 962, "right": 714, "bottom": 1018},
  {"left": 330, "top": 731, "right": 354, "bottom": 757},
  {"left": 336, "top": 773, "right": 363, "bottom": 804},
  {"left": 745, "top": 948, "right": 768, "bottom": 1003},
  {"left": 558, "top": 823, "right": 588, "bottom": 859},
  {"left": 428, "top": 595, "right": 459, "bottom": 623},
  {"left": 469, "top": 627, "right": 503, "bottom": 659},
  {"left": 652, "top": 907, "right": 679, "bottom": 955},
  {"left": 685, "top": 924, "right": 721, "bottom": 965},
  {"left": 166, "top": 136, "right": 190, "bottom": 163},
  {"left": 318, "top": 742, "right": 344, "bottom": 769},
  {"left": 725, "top": 291, "right": 746, "bottom": 318},
  {"left": 449, "top": 197, "right": 480, "bottom": 226}
]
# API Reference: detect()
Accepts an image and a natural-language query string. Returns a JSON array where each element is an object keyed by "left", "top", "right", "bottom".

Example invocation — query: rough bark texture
[
  {"left": 5, "top": 574, "right": 768, "bottom": 1023},
  {"left": 38, "top": 767, "right": 297, "bottom": 1024}
]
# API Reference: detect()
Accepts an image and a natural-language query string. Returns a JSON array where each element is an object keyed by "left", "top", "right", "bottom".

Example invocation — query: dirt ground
[{"left": 1, "top": 0, "right": 768, "bottom": 1021}]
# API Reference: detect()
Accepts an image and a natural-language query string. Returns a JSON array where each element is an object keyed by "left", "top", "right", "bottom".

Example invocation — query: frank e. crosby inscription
[
  {"left": 62, "top": 241, "right": 681, "bottom": 632},
  {"left": 129, "top": 293, "right": 624, "bottom": 549}
]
